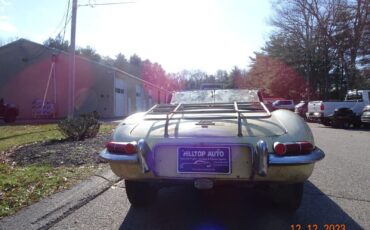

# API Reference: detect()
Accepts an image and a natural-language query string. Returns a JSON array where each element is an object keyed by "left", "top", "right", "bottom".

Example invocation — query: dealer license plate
[{"left": 177, "top": 147, "right": 231, "bottom": 174}]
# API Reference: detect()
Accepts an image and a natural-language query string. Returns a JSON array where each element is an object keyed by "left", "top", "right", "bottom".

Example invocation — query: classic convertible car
[{"left": 100, "top": 89, "right": 325, "bottom": 211}]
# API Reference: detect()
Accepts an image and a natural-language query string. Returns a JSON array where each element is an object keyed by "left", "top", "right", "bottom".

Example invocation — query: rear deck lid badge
[{"left": 196, "top": 120, "right": 215, "bottom": 128}]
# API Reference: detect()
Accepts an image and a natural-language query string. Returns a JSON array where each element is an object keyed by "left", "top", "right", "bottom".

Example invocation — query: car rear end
[
  {"left": 294, "top": 101, "right": 307, "bottom": 118},
  {"left": 307, "top": 101, "right": 325, "bottom": 122},
  {"left": 100, "top": 90, "right": 325, "bottom": 211},
  {"left": 361, "top": 105, "right": 370, "bottom": 125},
  {"left": 102, "top": 107, "right": 323, "bottom": 185}
]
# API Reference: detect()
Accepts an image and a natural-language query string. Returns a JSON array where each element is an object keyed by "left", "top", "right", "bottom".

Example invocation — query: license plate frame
[{"left": 177, "top": 146, "right": 231, "bottom": 174}]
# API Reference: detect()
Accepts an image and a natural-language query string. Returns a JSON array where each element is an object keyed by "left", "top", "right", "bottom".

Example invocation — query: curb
[{"left": 0, "top": 169, "right": 121, "bottom": 230}]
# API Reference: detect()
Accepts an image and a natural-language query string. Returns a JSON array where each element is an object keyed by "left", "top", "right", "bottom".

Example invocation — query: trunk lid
[{"left": 308, "top": 101, "right": 323, "bottom": 113}]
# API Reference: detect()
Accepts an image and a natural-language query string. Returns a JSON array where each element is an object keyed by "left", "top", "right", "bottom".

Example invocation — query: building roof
[{"left": 0, "top": 38, "right": 169, "bottom": 93}]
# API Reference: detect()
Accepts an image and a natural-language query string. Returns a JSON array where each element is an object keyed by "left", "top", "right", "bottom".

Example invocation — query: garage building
[{"left": 0, "top": 39, "right": 169, "bottom": 119}]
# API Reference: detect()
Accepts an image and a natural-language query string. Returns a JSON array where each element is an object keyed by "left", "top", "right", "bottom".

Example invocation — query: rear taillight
[
  {"left": 273, "top": 142, "right": 286, "bottom": 155},
  {"left": 106, "top": 141, "right": 137, "bottom": 154},
  {"left": 320, "top": 103, "right": 324, "bottom": 111},
  {"left": 273, "top": 141, "right": 313, "bottom": 155},
  {"left": 299, "top": 142, "right": 313, "bottom": 153}
]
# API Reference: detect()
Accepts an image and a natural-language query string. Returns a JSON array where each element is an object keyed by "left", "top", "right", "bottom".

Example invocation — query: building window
[{"left": 115, "top": 88, "right": 124, "bottom": 94}]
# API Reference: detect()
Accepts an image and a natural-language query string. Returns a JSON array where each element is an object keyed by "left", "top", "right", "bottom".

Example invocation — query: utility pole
[{"left": 68, "top": 0, "right": 77, "bottom": 117}]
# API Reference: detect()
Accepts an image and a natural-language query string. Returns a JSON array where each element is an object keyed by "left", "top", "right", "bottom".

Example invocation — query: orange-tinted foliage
[{"left": 247, "top": 55, "right": 309, "bottom": 100}]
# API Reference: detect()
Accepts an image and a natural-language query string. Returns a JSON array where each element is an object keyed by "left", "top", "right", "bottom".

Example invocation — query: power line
[
  {"left": 25, "top": 0, "right": 72, "bottom": 61},
  {"left": 78, "top": 1, "right": 135, "bottom": 7},
  {"left": 51, "top": 0, "right": 73, "bottom": 39},
  {"left": 61, "top": 0, "right": 71, "bottom": 42}
]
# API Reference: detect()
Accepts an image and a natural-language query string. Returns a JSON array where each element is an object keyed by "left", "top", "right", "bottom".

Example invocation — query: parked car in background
[
  {"left": 361, "top": 105, "right": 370, "bottom": 127},
  {"left": 272, "top": 100, "right": 295, "bottom": 111},
  {"left": 0, "top": 98, "right": 19, "bottom": 123},
  {"left": 263, "top": 97, "right": 287, "bottom": 111},
  {"left": 328, "top": 108, "right": 362, "bottom": 128},
  {"left": 295, "top": 101, "right": 308, "bottom": 119},
  {"left": 100, "top": 89, "right": 325, "bottom": 212},
  {"left": 306, "top": 90, "right": 370, "bottom": 126}
]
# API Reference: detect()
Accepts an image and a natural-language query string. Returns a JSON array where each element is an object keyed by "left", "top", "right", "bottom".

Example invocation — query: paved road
[{"left": 50, "top": 123, "right": 370, "bottom": 230}]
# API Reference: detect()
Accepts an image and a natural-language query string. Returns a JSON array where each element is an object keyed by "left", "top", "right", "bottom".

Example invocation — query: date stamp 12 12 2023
[{"left": 290, "top": 224, "right": 346, "bottom": 230}]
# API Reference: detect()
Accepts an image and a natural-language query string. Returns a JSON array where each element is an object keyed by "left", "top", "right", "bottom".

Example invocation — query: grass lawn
[
  {"left": 0, "top": 122, "right": 115, "bottom": 218},
  {"left": 0, "top": 163, "right": 101, "bottom": 218},
  {"left": 0, "top": 123, "right": 115, "bottom": 152},
  {"left": 0, "top": 124, "right": 63, "bottom": 152}
]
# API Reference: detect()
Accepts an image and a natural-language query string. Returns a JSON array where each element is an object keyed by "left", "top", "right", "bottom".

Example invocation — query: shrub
[{"left": 58, "top": 112, "right": 100, "bottom": 141}]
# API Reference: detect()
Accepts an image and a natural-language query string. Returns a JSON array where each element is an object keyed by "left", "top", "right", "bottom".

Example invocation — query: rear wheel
[
  {"left": 331, "top": 120, "right": 341, "bottom": 128},
  {"left": 352, "top": 117, "right": 362, "bottom": 128},
  {"left": 321, "top": 118, "right": 331, "bottom": 126},
  {"left": 125, "top": 180, "right": 157, "bottom": 206},
  {"left": 271, "top": 182, "right": 304, "bottom": 212}
]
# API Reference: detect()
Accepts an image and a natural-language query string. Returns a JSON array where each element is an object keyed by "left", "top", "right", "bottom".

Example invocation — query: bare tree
[{"left": 306, "top": 0, "right": 369, "bottom": 89}]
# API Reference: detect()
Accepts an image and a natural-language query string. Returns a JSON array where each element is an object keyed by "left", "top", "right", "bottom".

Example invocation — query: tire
[
  {"left": 331, "top": 120, "right": 341, "bottom": 128},
  {"left": 125, "top": 180, "right": 157, "bottom": 206},
  {"left": 342, "top": 120, "right": 350, "bottom": 129},
  {"left": 352, "top": 117, "right": 362, "bottom": 128},
  {"left": 353, "top": 121, "right": 361, "bottom": 128},
  {"left": 271, "top": 182, "right": 304, "bottom": 212},
  {"left": 4, "top": 110, "right": 17, "bottom": 123},
  {"left": 321, "top": 118, "right": 331, "bottom": 126}
]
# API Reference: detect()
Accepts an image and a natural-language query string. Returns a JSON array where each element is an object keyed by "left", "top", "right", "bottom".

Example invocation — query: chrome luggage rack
[{"left": 142, "top": 102, "right": 271, "bottom": 137}]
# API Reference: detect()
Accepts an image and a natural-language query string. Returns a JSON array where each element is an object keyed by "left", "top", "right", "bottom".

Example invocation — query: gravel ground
[{"left": 6, "top": 132, "right": 112, "bottom": 167}]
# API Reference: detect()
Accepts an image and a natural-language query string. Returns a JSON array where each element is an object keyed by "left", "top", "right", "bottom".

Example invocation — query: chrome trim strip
[
  {"left": 255, "top": 140, "right": 268, "bottom": 176},
  {"left": 234, "top": 102, "right": 243, "bottom": 137},
  {"left": 99, "top": 149, "right": 139, "bottom": 163},
  {"left": 137, "top": 139, "right": 150, "bottom": 173},
  {"left": 164, "top": 103, "right": 182, "bottom": 138},
  {"left": 260, "top": 102, "right": 271, "bottom": 116},
  {"left": 237, "top": 112, "right": 243, "bottom": 137},
  {"left": 269, "top": 147, "right": 325, "bottom": 165}
]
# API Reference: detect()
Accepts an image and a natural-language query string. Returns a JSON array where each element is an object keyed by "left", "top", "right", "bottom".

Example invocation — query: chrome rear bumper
[{"left": 100, "top": 140, "right": 325, "bottom": 181}]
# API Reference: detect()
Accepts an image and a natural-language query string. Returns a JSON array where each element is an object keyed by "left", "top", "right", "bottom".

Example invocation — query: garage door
[
  {"left": 115, "top": 78, "right": 127, "bottom": 117},
  {"left": 136, "top": 85, "right": 143, "bottom": 112}
]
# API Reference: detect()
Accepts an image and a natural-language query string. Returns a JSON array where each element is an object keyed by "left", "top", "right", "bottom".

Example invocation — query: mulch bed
[{"left": 4, "top": 133, "right": 111, "bottom": 167}]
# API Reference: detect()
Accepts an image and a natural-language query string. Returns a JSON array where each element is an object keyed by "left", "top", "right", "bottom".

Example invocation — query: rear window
[
  {"left": 345, "top": 92, "right": 363, "bottom": 101},
  {"left": 275, "top": 100, "right": 293, "bottom": 105}
]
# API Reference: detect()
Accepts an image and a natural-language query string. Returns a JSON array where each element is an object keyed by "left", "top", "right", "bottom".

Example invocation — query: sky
[{"left": 0, "top": 0, "right": 273, "bottom": 74}]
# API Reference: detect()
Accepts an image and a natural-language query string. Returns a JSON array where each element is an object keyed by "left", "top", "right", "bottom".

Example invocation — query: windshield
[{"left": 170, "top": 89, "right": 261, "bottom": 104}]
